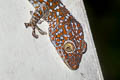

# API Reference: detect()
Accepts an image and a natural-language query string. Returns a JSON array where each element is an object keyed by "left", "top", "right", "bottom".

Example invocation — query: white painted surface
[{"left": 0, "top": 0, "right": 104, "bottom": 80}]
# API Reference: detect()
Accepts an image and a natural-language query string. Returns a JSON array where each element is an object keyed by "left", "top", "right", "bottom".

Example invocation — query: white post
[{"left": 0, "top": 0, "right": 104, "bottom": 80}]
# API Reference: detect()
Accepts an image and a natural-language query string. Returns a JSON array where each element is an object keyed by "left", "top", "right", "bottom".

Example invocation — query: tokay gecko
[{"left": 25, "top": 0, "right": 87, "bottom": 70}]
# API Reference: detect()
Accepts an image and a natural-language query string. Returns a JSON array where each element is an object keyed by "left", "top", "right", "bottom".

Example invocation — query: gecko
[{"left": 25, "top": 0, "right": 87, "bottom": 70}]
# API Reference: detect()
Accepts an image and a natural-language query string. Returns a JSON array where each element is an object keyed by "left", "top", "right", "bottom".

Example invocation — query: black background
[{"left": 83, "top": 0, "right": 120, "bottom": 80}]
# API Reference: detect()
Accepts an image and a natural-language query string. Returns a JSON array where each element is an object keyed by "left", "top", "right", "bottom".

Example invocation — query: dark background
[{"left": 83, "top": 0, "right": 120, "bottom": 80}]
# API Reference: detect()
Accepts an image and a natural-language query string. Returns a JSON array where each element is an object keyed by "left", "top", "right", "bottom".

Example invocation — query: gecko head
[{"left": 61, "top": 40, "right": 87, "bottom": 70}]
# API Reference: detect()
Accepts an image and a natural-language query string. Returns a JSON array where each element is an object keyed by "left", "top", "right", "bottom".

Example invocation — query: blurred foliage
[{"left": 83, "top": 0, "right": 120, "bottom": 80}]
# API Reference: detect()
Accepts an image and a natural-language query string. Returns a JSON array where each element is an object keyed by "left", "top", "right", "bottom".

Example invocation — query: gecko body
[{"left": 25, "top": 0, "right": 87, "bottom": 70}]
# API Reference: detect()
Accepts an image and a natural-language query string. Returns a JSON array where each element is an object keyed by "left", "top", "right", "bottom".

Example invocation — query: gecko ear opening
[{"left": 82, "top": 41, "right": 87, "bottom": 54}]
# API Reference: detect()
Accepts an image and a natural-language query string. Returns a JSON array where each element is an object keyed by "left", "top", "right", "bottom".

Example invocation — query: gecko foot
[
  {"left": 24, "top": 23, "right": 47, "bottom": 38},
  {"left": 24, "top": 23, "right": 32, "bottom": 28},
  {"left": 32, "top": 27, "right": 39, "bottom": 39},
  {"left": 24, "top": 23, "right": 39, "bottom": 38}
]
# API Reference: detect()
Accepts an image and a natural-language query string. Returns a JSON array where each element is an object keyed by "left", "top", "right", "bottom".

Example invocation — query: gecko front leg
[
  {"left": 24, "top": 8, "right": 47, "bottom": 39},
  {"left": 24, "top": 22, "right": 38, "bottom": 38}
]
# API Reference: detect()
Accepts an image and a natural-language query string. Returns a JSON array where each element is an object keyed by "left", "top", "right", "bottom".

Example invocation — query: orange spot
[
  {"left": 63, "top": 27, "right": 67, "bottom": 34},
  {"left": 56, "top": 47, "right": 58, "bottom": 50},
  {"left": 60, "top": 32, "right": 63, "bottom": 36},
  {"left": 56, "top": 38, "right": 60, "bottom": 42},
  {"left": 76, "top": 36, "right": 80, "bottom": 40},
  {"left": 55, "top": 1, "right": 59, "bottom": 5},
  {"left": 73, "top": 65, "right": 77, "bottom": 69},
  {"left": 54, "top": 35, "right": 57, "bottom": 38},
  {"left": 58, "top": 25, "right": 62, "bottom": 28},
  {"left": 57, "top": 34, "right": 60, "bottom": 37},
  {"left": 59, "top": 12, "right": 63, "bottom": 15},
  {"left": 83, "top": 42, "right": 87, "bottom": 49},
  {"left": 70, "top": 15, "right": 73, "bottom": 19},
  {"left": 34, "top": 1, "right": 38, "bottom": 4},
  {"left": 39, "top": 0, "right": 43, "bottom": 3},
  {"left": 33, "top": 13, "right": 37, "bottom": 16},
  {"left": 62, "top": 39, "right": 64, "bottom": 43},
  {"left": 50, "top": 2, "right": 55, "bottom": 9},
  {"left": 69, "top": 54, "right": 72, "bottom": 57},
  {"left": 49, "top": 29, "right": 51, "bottom": 33},
  {"left": 65, "top": 55, "right": 67, "bottom": 59},
  {"left": 77, "top": 23, "right": 80, "bottom": 27},
  {"left": 73, "top": 23, "right": 76, "bottom": 28},
  {"left": 35, "top": 6, "right": 39, "bottom": 9},
  {"left": 54, "top": 13, "right": 57, "bottom": 18},
  {"left": 49, "top": 0, "right": 53, "bottom": 2},
  {"left": 58, "top": 47, "right": 61, "bottom": 49},
  {"left": 55, "top": 29, "right": 58, "bottom": 33},
  {"left": 56, "top": 9, "right": 60, "bottom": 12},
  {"left": 33, "top": 13, "right": 40, "bottom": 18},
  {"left": 52, "top": 24, "right": 55, "bottom": 28},
  {"left": 52, "top": 32, "right": 55, "bottom": 35},
  {"left": 56, "top": 18, "right": 59, "bottom": 25},
  {"left": 59, "top": 51, "right": 61, "bottom": 54},
  {"left": 51, "top": 36, "right": 55, "bottom": 40},
  {"left": 64, "top": 36, "right": 68, "bottom": 40},
  {"left": 56, "top": 42, "right": 59, "bottom": 45},
  {"left": 61, "top": 43, "right": 64, "bottom": 46},
  {"left": 46, "top": 2, "right": 49, "bottom": 6},
  {"left": 80, "top": 35, "right": 84, "bottom": 39},
  {"left": 71, "top": 61, "right": 74, "bottom": 66},
  {"left": 49, "top": 24, "right": 52, "bottom": 27},
  {"left": 69, "top": 32, "right": 72, "bottom": 37},
  {"left": 49, "top": 6, "right": 53, "bottom": 9},
  {"left": 78, "top": 49, "right": 81, "bottom": 53},
  {"left": 43, "top": 6, "right": 46, "bottom": 11},
  {"left": 61, "top": 55, "right": 63, "bottom": 58},
  {"left": 78, "top": 29, "right": 81, "bottom": 34},
  {"left": 67, "top": 26, "right": 70, "bottom": 30},
  {"left": 70, "top": 35, "right": 74, "bottom": 40},
  {"left": 39, "top": 10, "right": 42, "bottom": 15},
  {"left": 78, "top": 55, "right": 81, "bottom": 58},
  {"left": 61, "top": 17, "right": 64, "bottom": 20},
  {"left": 48, "top": 16, "right": 50, "bottom": 21}
]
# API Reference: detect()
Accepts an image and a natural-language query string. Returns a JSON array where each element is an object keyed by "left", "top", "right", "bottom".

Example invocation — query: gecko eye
[{"left": 63, "top": 41, "right": 75, "bottom": 53}]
